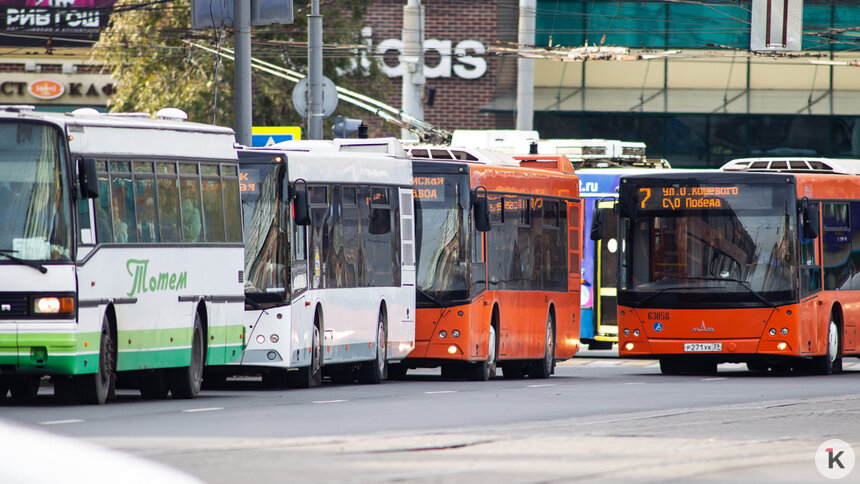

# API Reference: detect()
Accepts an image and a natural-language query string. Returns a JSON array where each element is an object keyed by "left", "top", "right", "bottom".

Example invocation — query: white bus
[
  {"left": 0, "top": 107, "right": 245, "bottom": 404},
  {"left": 220, "top": 138, "right": 415, "bottom": 387}
]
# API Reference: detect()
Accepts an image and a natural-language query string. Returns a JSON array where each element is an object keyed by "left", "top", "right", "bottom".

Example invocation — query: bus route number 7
[{"left": 639, "top": 188, "right": 651, "bottom": 209}]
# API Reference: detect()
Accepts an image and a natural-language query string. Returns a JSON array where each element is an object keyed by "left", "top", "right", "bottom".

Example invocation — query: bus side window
[
  {"left": 95, "top": 161, "right": 113, "bottom": 243},
  {"left": 200, "top": 164, "right": 225, "bottom": 242},
  {"left": 179, "top": 164, "right": 203, "bottom": 242},
  {"left": 156, "top": 162, "right": 180, "bottom": 243},
  {"left": 222, "top": 168, "right": 242, "bottom": 243},
  {"left": 134, "top": 173, "right": 159, "bottom": 243},
  {"left": 110, "top": 161, "right": 136, "bottom": 243}
]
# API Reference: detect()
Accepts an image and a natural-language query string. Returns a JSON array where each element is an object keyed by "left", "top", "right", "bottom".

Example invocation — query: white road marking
[
  {"left": 702, "top": 377, "right": 727, "bottom": 381},
  {"left": 526, "top": 384, "right": 555, "bottom": 388},
  {"left": 313, "top": 399, "right": 348, "bottom": 404},
  {"left": 623, "top": 382, "right": 646, "bottom": 385},
  {"left": 182, "top": 407, "right": 224, "bottom": 413},
  {"left": 424, "top": 391, "right": 457, "bottom": 394},
  {"left": 40, "top": 419, "right": 84, "bottom": 425}
]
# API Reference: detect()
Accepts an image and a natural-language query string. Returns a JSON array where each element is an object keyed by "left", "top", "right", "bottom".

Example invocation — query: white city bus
[
  {"left": 0, "top": 107, "right": 245, "bottom": 404},
  {"left": 219, "top": 138, "right": 415, "bottom": 387}
]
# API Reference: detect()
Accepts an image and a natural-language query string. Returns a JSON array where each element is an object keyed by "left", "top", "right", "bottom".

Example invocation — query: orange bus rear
[
  {"left": 393, "top": 154, "right": 581, "bottom": 380},
  {"left": 609, "top": 159, "right": 860, "bottom": 374}
]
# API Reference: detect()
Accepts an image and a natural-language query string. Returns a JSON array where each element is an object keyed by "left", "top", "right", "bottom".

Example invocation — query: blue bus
[{"left": 578, "top": 159, "right": 670, "bottom": 350}]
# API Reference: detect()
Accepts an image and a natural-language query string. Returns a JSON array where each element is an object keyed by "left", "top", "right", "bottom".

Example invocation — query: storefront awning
[{"left": 481, "top": 87, "right": 860, "bottom": 116}]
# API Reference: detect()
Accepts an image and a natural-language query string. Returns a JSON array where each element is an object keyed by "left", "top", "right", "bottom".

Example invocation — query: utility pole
[
  {"left": 308, "top": 0, "right": 323, "bottom": 139},
  {"left": 233, "top": 0, "right": 252, "bottom": 146},
  {"left": 516, "top": 0, "right": 535, "bottom": 131},
  {"left": 401, "top": 0, "right": 424, "bottom": 141}
]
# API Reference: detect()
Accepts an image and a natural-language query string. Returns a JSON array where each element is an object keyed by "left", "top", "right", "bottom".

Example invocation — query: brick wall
[{"left": 363, "top": 0, "right": 516, "bottom": 136}]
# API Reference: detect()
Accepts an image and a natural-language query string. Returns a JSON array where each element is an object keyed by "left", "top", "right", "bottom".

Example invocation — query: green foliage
[{"left": 92, "top": 0, "right": 394, "bottom": 136}]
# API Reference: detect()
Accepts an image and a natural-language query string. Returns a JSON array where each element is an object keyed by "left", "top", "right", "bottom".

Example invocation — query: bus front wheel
[
  {"left": 358, "top": 313, "right": 387, "bottom": 384},
  {"left": 289, "top": 324, "right": 322, "bottom": 388},
  {"left": 814, "top": 315, "right": 842, "bottom": 375},
  {"left": 169, "top": 314, "right": 205, "bottom": 399},
  {"left": 466, "top": 324, "right": 497, "bottom": 381},
  {"left": 529, "top": 315, "right": 554, "bottom": 379},
  {"left": 76, "top": 315, "right": 116, "bottom": 405}
]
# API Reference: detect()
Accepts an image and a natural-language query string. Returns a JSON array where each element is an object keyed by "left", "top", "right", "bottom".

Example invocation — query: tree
[{"left": 92, "top": 0, "right": 395, "bottom": 136}]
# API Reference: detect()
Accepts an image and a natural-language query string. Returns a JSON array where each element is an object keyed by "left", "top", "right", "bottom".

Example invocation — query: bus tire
[
  {"left": 359, "top": 312, "right": 388, "bottom": 384},
  {"left": 441, "top": 363, "right": 465, "bottom": 379},
  {"left": 10, "top": 376, "right": 41, "bottom": 402},
  {"left": 76, "top": 315, "right": 116, "bottom": 405},
  {"left": 139, "top": 372, "right": 170, "bottom": 399},
  {"left": 261, "top": 369, "right": 290, "bottom": 389},
  {"left": 0, "top": 377, "right": 10, "bottom": 401},
  {"left": 289, "top": 324, "right": 322, "bottom": 388},
  {"left": 501, "top": 363, "right": 526, "bottom": 379},
  {"left": 814, "top": 314, "right": 842, "bottom": 375},
  {"left": 168, "top": 313, "right": 205, "bottom": 399},
  {"left": 529, "top": 314, "right": 554, "bottom": 379},
  {"left": 659, "top": 358, "right": 683, "bottom": 375},
  {"left": 388, "top": 362, "right": 408, "bottom": 380},
  {"left": 467, "top": 324, "right": 497, "bottom": 381}
]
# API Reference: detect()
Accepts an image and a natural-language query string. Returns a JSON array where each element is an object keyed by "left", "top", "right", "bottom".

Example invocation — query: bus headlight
[
  {"left": 633, "top": 329, "right": 640, "bottom": 337},
  {"left": 781, "top": 328, "right": 789, "bottom": 335},
  {"left": 439, "top": 330, "right": 447, "bottom": 339},
  {"left": 769, "top": 328, "right": 777, "bottom": 336},
  {"left": 623, "top": 328, "right": 630, "bottom": 336},
  {"left": 34, "top": 296, "right": 74, "bottom": 314},
  {"left": 270, "top": 334, "right": 279, "bottom": 343},
  {"left": 451, "top": 330, "right": 460, "bottom": 338}
]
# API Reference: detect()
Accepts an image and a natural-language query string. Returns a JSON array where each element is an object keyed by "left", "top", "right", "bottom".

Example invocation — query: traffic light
[{"left": 332, "top": 116, "right": 365, "bottom": 138}]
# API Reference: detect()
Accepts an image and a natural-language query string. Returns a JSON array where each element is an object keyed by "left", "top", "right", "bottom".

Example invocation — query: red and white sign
[{"left": 28, "top": 79, "right": 65, "bottom": 100}]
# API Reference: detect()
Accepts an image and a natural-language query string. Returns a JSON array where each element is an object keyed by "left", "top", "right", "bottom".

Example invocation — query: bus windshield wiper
[
  {"left": 675, "top": 276, "right": 775, "bottom": 307},
  {"left": 634, "top": 285, "right": 687, "bottom": 307},
  {"left": 416, "top": 288, "right": 446, "bottom": 307},
  {"left": 0, "top": 249, "right": 47, "bottom": 274}
]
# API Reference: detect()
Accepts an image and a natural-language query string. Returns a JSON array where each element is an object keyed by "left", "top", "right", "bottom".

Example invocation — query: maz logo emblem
[
  {"left": 692, "top": 321, "right": 714, "bottom": 332},
  {"left": 1, "top": 304, "right": 12, "bottom": 312}
]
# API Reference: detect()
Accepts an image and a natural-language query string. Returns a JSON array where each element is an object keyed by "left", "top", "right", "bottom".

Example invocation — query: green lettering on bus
[{"left": 126, "top": 259, "right": 189, "bottom": 297}]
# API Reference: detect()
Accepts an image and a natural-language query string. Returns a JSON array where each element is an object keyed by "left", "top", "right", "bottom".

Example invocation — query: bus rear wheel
[
  {"left": 289, "top": 324, "right": 322, "bottom": 388},
  {"left": 76, "top": 315, "right": 116, "bottom": 405},
  {"left": 169, "top": 314, "right": 205, "bottom": 399}
]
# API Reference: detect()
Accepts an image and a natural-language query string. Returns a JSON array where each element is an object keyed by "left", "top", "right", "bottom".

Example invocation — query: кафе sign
[{"left": 0, "top": 74, "right": 114, "bottom": 104}]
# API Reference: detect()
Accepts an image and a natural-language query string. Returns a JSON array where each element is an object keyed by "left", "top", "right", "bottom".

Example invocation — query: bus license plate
[{"left": 684, "top": 343, "right": 722, "bottom": 352}]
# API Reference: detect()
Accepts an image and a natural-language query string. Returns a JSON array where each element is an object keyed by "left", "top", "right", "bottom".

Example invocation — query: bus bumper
[{"left": 0, "top": 324, "right": 96, "bottom": 375}]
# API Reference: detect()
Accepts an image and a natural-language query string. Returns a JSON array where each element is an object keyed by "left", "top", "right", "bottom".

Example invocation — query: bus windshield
[
  {"left": 620, "top": 181, "right": 798, "bottom": 308},
  {"left": 0, "top": 121, "right": 72, "bottom": 262},
  {"left": 414, "top": 173, "right": 469, "bottom": 304},
  {"left": 240, "top": 162, "right": 289, "bottom": 304}
]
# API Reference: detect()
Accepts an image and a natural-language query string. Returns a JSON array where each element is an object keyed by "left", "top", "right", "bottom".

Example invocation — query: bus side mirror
[
  {"left": 803, "top": 203, "right": 820, "bottom": 239},
  {"left": 590, "top": 209, "right": 604, "bottom": 241},
  {"left": 78, "top": 158, "right": 98, "bottom": 199},
  {"left": 293, "top": 184, "right": 310, "bottom": 226},
  {"left": 473, "top": 196, "right": 491, "bottom": 232}
]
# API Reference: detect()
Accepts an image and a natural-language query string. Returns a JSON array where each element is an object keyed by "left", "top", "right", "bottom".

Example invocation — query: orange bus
[
  {"left": 393, "top": 149, "right": 581, "bottom": 380},
  {"left": 604, "top": 157, "right": 860, "bottom": 375}
]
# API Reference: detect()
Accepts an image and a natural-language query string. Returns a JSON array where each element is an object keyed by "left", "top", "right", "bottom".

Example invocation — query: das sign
[
  {"left": 376, "top": 39, "right": 487, "bottom": 80},
  {"left": 28, "top": 80, "right": 65, "bottom": 100}
]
